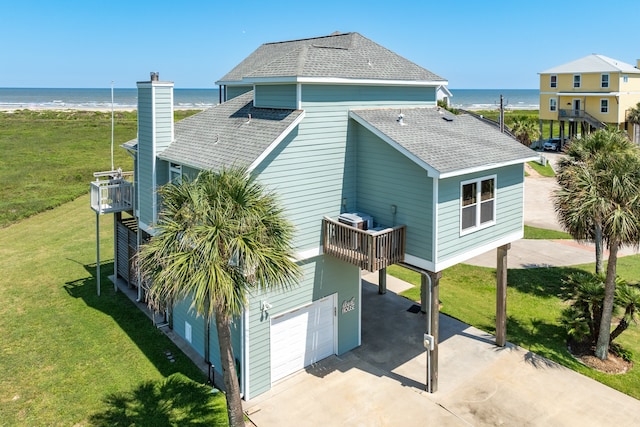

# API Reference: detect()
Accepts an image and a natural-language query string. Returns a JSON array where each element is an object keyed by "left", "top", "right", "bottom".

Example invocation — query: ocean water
[
  {"left": 0, "top": 87, "right": 220, "bottom": 110},
  {"left": 449, "top": 89, "right": 539, "bottom": 110},
  {"left": 0, "top": 87, "right": 539, "bottom": 111}
]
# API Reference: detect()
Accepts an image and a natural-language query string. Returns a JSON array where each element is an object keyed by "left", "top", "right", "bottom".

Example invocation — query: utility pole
[{"left": 499, "top": 94, "right": 505, "bottom": 133}]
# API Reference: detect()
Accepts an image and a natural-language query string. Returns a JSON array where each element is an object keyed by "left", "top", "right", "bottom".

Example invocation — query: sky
[{"left": 2, "top": 0, "right": 638, "bottom": 89}]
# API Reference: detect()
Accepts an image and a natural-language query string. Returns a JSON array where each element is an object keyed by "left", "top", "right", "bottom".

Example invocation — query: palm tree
[
  {"left": 554, "top": 128, "right": 640, "bottom": 360},
  {"left": 509, "top": 116, "right": 540, "bottom": 147},
  {"left": 137, "top": 167, "right": 301, "bottom": 427},
  {"left": 610, "top": 281, "right": 640, "bottom": 342},
  {"left": 555, "top": 128, "right": 638, "bottom": 274}
]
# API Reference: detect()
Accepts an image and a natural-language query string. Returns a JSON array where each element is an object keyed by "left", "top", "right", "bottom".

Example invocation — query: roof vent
[
  {"left": 442, "top": 116, "right": 454, "bottom": 122},
  {"left": 397, "top": 113, "right": 405, "bottom": 126},
  {"left": 150, "top": 72, "right": 159, "bottom": 81}
]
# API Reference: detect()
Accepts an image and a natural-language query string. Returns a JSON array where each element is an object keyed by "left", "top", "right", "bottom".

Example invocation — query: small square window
[
  {"left": 573, "top": 75, "right": 581, "bottom": 88},
  {"left": 461, "top": 177, "right": 495, "bottom": 233}
]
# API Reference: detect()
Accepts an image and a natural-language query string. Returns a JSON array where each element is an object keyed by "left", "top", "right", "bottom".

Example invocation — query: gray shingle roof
[
  {"left": 217, "top": 32, "right": 446, "bottom": 84},
  {"left": 158, "top": 91, "right": 303, "bottom": 170},
  {"left": 350, "top": 108, "right": 538, "bottom": 177}
]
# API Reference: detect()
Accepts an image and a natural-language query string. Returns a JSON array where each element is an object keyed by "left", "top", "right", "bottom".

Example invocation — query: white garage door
[{"left": 271, "top": 295, "right": 336, "bottom": 383}]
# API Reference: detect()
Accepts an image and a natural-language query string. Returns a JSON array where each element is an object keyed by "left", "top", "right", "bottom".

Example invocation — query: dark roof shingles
[
  {"left": 158, "top": 91, "right": 302, "bottom": 170},
  {"left": 350, "top": 108, "right": 537, "bottom": 175},
  {"left": 218, "top": 32, "right": 445, "bottom": 83}
]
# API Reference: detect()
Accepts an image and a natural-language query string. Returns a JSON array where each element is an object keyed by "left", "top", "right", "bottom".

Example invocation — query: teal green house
[{"left": 115, "top": 33, "right": 537, "bottom": 399}]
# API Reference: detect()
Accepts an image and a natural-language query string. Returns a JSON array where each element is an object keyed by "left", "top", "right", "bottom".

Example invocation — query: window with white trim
[
  {"left": 600, "top": 99, "right": 608, "bottom": 113},
  {"left": 461, "top": 176, "right": 496, "bottom": 234},
  {"left": 573, "top": 74, "right": 581, "bottom": 88},
  {"left": 623, "top": 75, "right": 629, "bottom": 83},
  {"left": 549, "top": 98, "right": 557, "bottom": 112},
  {"left": 601, "top": 74, "right": 609, "bottom": 88},
  {"left": 550, "top": 75, "right": 557, "bottom": 88},
  {"left": 169, "top": 163, "right": 182, "bottom": 184}
]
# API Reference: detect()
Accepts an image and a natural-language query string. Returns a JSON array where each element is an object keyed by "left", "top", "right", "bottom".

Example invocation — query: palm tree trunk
[
  {"left": 595, "top": 241, "right": 619, "bottom": 360},
  {"left": 215, "top": 313, "right": 245, "bottom": 427},
  {"left": 594, "top": 222, "right": 603, "bottom": 275},
  {"left": 609, "top": 317, "right": 629, "bottom": 343}
]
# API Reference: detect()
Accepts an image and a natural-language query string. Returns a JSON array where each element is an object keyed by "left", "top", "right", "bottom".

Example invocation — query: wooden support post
[
  {"left": 426, "top": 270, "right": 442, "bottom": 393},
  {"left": 420, "top": 273, "right": 427, "bottom": 313},
  {"left": 378, "top": 267, "right": 387, "bottom": 295},
  {"left": 496, "top": 243, "right": 510, "bottom": 347}
]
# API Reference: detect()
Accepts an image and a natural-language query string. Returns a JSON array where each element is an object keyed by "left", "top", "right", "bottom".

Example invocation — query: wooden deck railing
[{"left": 322, "top": 216, "right": 406, "bottom": 272}]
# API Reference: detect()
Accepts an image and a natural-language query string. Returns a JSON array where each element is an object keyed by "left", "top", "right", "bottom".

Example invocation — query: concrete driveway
[
  {"left": 243, "top": 278, "right": 640, "bottom": 426},
  {"left": 243, "top": 157, "right": 640, "bottom": 426}
]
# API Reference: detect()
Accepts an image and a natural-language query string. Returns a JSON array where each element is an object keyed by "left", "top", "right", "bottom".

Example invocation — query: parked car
[{"left": 543, "top": 138, "right": 560, "bottom": 151}]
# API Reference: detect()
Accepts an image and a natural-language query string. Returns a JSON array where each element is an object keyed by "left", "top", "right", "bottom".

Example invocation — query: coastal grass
[
  {"left": 527, "top": 160, "right": 555, "bottom": 177},
  {"left": 524, "top": 225, "right": 572, "bottom": 239},
  {"left": 0, "top": 109, "right": 198, "bottom": 228},
  {"left": 389, "top": 257, "right": 640, "bottom": 399},
  {"left": 0, "top": 194, "right": 228, "bottom": 426}
]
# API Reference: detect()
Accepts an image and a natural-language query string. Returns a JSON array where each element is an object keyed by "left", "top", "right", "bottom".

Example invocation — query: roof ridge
[{"left": 263, "top": 32, "right": 353, "bottom": 46}]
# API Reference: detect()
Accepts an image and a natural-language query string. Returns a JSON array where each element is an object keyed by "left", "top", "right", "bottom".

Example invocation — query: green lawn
[
  {"left": 524, "top": 225, "right": 572, "bottom": 239},
  {"left": 0, "top": 194, "right": 228, "bottom": 425},
  {"left": 0, "top": 110, "right": 197, "bottom": 228},
  {"left": 0, "top": 109, "right": 228, "bottom": 425},
  {"left": 388, "top": 257, "right": 640, "bottom": 399}
]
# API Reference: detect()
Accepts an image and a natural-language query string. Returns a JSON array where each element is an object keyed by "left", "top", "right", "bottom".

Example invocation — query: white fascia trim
[
  {"left": 224, "top": 76, "right": 448, "bottom": 87},
  {"left": 437, "top": 85, "right": 453, "bottom": 97},
  {"left": 436, "top": 231, "right": 524, "bottom": 272},
  {"left": 349, "top": 111, "right": 440, "bottom": 177},
  {"left": 248, "top": 111, "right": 306, "bottom": 172},
  {"left": 136, "top": 81, "right": 175, "bottom": 88},
  {"left": 296, "top": 83, "right": 302, "bottom": 110},
  {"left": 438, "top": 156, "right": 539, "bottom": 179},
  {"left": 294, "top": 246, "right": 322, "bottom": 261},
  {"left": 556, "top": 91, "right": 621, "bottom": 97}
]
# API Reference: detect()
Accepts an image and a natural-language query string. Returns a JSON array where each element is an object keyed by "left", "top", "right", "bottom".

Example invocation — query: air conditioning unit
[{"left": 338, "top": 212, "right": 373, "bottom": 230}]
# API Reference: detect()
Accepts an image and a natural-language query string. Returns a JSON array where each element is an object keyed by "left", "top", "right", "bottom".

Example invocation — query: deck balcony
[
  {"left": 322, "top": 216, "right": 406, "bottom": 272},
  {"left": 558, "top": 109, "right": 606, "bottom": 129},
  {"left": 90, "top": 170, "right": 134, "bottom": 214}
]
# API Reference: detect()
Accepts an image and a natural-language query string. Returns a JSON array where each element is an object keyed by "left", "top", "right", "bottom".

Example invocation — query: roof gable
[
  {"left": 541, "top": 54, "right": 640, "bottom": 74},
  {"left": 349, "top": 108, "right": 538, "bottom": 178},
  {"left": 217, "top": 32, "right": 446, "bottom": 84},
  {"left": 158, "top": 91, "right": 304, "bottom": 171}
]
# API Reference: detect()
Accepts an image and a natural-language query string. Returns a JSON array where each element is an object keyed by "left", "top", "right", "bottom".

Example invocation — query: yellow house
[{"left": 539, "top": 54, "right": 640, "bottom": 147}]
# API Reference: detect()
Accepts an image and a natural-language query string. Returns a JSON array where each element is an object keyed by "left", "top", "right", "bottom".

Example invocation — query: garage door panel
[{"left": 271, "top": 296, "right": 336, "bottom": 382}]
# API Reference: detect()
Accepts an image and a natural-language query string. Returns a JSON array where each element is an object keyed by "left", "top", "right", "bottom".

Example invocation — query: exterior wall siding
[
  {"left": 226, "top": 85, "right": 253, "bottom": 101},
  {"left": 172, "top": 297, "right": 206, "bottom": 358},
  {"left": 137, "top": 83, "right": 173, "bottom": 228},
  {"left": 137, "top": 86, "right": 154, "bottom": 225},
  {"left": 436, "top": 163, "right": 524, "bottom": 263},
  {"left": 354, "top": 123, "right": 433, "bottom": 261},
  {"left": 244, "top": 254, "right": 360, "bottom": 399},
  {"left": 255, "top": 84, "right": 297, "bottom": 109},
  {"left": 253, "top": 84, "right": 436, "bottom": 252}
]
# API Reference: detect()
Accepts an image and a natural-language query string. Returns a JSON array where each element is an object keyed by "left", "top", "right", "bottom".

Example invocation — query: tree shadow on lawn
[
  {"left": 63, "top": 261, "right": 206, "bottom": 381},
  {"left": 507, "top": 266, "right": 587, "bottom": 299},
  {"left": 505, "top": 314, "right": 581, "bottom": 370},
  {"left": 89, "top": 373, "right": 225, "bottom": 427}
]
